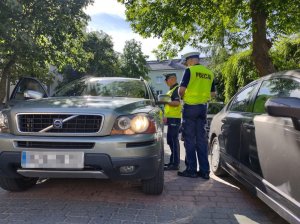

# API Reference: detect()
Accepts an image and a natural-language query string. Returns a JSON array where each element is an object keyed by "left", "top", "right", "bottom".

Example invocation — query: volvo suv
[{"left": 0, "top": 77, "right": 164, "bottom": 195}]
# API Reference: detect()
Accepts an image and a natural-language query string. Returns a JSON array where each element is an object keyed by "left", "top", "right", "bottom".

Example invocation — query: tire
[
  {"left": 142, "top": 153, "right": 164, "bottom": 195},
  {"left": 0, "top": 176, "right": 38, "bottom": 192},
  {"left": 210, "top": 137, "right": 226, "bottom": 176}
]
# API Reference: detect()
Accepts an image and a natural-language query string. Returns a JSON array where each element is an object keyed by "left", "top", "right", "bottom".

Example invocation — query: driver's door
[{"left": 9, "top": 77, "right": 48, "bottom": 106}]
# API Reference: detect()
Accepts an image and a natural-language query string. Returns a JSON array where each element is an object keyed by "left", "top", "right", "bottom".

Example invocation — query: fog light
[{"left": 120, "top": 166, "right": 135, "bottom": 174}]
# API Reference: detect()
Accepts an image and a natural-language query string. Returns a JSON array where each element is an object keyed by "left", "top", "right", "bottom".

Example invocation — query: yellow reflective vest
[
  {"left": 164, "top": 85, "right": 182, "bottom": 118},
  {"left": 183, "top": 65, "right": 214, "bottom": 105}
]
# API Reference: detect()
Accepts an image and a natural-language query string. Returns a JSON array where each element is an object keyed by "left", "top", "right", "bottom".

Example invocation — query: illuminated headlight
[
  {"left": 130, "top": 115, "right": 149, "bottom": 133},
  {"left": 111, "top": 113, "right": 156, "bottom": 135},
  {"left": 0, "top": 112, "right": 9, "bottom": 133}
]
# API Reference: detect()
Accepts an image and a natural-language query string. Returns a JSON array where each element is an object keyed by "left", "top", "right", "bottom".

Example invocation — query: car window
[
  {"left": 228, "top": 84, "right": 257, "bottom": 112},
  {"left": 12, "top": 78, "right": 47, "bottom": 100},
  {"left": 55, "top": 78, "right": 149, "bottom": 99},
  {"left": 253, "top": 78, "right": 300, "bottom": 113}
]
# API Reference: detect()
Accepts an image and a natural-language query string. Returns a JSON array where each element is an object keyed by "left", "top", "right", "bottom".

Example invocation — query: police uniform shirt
[
  {"left": 169, "top": 83, "right": 180, "bottom": 102},
  {"left": 180, "top": 65, "right": 216, "bottom": 92}
]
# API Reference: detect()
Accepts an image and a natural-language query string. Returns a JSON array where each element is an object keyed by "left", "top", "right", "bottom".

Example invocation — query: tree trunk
[
  {"left": 0, "top": 58, "right": 15, "bottom": 104},
  {"left": 250, "top": 0, "right": 276, "bottom": 77},
  {"left": 0, "top": 75, "right": 8, "bottom": 105}
]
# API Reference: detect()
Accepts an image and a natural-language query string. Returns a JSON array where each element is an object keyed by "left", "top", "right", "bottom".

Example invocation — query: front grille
[
  {"left": 17, "top": 141, "right": 95, "bottom": 149},
  {"left": 18, "top": 114, "right": 102, "bottom": 133}
]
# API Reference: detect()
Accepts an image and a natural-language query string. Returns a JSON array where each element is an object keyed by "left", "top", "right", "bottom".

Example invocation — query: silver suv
[{"left": 0, "top": 77, "right": 164, "bottom": 195}]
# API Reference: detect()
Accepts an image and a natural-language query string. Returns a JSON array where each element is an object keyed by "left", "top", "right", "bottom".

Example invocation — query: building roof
[
  {"left": 147, "top": 58, "right": 210, "bottom": 71},
  {"left": 146, "top": 59, "right": 185, "bottom": 71}
]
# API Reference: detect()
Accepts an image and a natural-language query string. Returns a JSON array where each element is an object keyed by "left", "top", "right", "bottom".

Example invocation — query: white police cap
[{"left": 182, "top": 52, "right": 200, "bottom": 61}]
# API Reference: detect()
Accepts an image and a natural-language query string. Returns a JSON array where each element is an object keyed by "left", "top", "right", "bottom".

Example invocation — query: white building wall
[{"left": 147, "top": 69, "right": 184, "bottom": 96}]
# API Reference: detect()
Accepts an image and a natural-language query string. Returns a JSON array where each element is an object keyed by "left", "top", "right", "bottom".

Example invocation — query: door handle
[{"left": 243, "top": 123, "right": 255, "bottom": 130}]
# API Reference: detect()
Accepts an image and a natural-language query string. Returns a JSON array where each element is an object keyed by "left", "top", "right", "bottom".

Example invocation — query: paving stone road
[{"left": 0, "top": 133, "right": 288, "bottom": 224}]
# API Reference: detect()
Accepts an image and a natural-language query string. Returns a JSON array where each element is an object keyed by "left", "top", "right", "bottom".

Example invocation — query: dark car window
[
  {"left": 253, "top": 78, "right": 300, "bottom": 113},
  {"left": 229, "top": 84, "right": 257, "bottom": 112},
  {"left": 55, "top": 78, "right": 149, "bottom": 99}
]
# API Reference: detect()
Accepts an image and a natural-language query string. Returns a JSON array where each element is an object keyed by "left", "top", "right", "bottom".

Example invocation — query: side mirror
[
  {"left": 265, "top": 97, "right": 300, "bottom": 130},
  {"left": 24, "top": 90, "right": 44, "bottom": 100},
  {"left": 156, "top": 94, "right": 171, "bottom": 105}
]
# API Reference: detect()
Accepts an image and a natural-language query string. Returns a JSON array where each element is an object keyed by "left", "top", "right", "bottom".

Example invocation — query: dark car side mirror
[{"left": 265, "top": 97, "right": 300, "bottom": 131}]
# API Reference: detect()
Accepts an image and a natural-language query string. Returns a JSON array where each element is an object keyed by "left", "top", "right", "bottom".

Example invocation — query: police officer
[
  {"left": 163, "top": 73, "right": 182, "bottom": 171},
  {"left": 178, "top": 52, "right": 216, "bottom": 179}
]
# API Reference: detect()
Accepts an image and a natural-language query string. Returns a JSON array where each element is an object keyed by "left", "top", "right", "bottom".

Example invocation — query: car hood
[{"left": 8, "top": 96, "right": 153, "bottom": 114}]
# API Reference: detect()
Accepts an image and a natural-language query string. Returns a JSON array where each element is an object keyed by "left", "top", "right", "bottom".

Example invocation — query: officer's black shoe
[
  {"left": 177, "top": 170, "right": 197, "bottom": 178},
  {"left": 197, "top": 171, "right": 210, "bottom": 180},
  {"left": 164, "top": 164, "right": 180, "bottom": 171},
  {"left": 164, "top": 163, "right": 171, "bottom": 167}
]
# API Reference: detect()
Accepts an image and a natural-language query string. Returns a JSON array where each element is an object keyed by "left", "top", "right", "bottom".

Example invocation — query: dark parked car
[
  {"left": 206, "top": 102, "right": 224, "bottom": 136},
  {"left": 209, "top": 70, "right": 300, "bottom": 224},
  {"left": 0, "top": 77, "right": 164, "bottom": 195}
]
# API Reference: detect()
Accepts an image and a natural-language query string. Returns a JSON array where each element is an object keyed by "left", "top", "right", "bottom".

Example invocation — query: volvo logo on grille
[{"left": 53, "top": 119, "right": 63, "bottom": 129}]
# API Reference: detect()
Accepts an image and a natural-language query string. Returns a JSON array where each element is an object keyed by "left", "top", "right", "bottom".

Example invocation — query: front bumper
[
  {"left": 0, "top": 152, "right": 160, "bottom": 180},
  {"left": 0, "top": 133, "right": 163, "bottom": 180}
]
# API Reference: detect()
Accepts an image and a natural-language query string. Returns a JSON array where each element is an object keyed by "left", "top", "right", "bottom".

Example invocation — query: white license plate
[{"left": 21, "top": 151, "right": 84, "bottom": 169}]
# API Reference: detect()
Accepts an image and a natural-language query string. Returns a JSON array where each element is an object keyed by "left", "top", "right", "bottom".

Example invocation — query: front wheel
[
  {"left": 0, "top": 176, "right": 38, "bottom": 192},
  {"left": 142, "top": 155, "right": 164, "bottom": 195},
  {"left": 210, "top": 137, "right": 226, "bottom": 176}
]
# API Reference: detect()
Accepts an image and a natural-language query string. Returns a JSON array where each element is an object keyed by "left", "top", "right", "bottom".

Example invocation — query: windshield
[{"left": 54, "top": 78, "right": 149, "bottom": 98}]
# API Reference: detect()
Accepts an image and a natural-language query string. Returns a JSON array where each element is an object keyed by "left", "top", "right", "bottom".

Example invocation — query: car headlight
[
  {"left": 111, "top": 113, "right": 156, "bottom": 135},
  {"left": 0, "top": 112, "right": 9, "bottom": 133},
  {"left": 130, "top": 115, "right": 149, "bottom": 133}
]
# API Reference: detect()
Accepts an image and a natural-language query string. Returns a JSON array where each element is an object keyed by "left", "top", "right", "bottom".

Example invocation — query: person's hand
[{"left": 163, "top": 117, "right": 167, "bottom": 124}]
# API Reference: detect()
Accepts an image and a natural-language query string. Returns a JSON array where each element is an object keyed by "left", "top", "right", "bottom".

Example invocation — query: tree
[
  {"left": 118, "top": 0, "right": 300, "bottom": 76},
  {"left": 209, "top": 47, "right": 230, "bottom": 102},
  {"left": 0, "top": 0, "right": 93, "bottom": 103},
  {"left": 56, "top": 31, "right": 121, "bottom": 90},
  {"left": 120, "top": 39, "right": 149, "bottom": 78},
  {"left": 271, "top": 34, "right": 300, "bottom": 71},
  {"left": 209, "top": 34, "right": 300, "bottom": 102},
  {"left": 83, "top": 31, "right": 121, "bottom": 77},
  {"left": 222, "top": 50, "right": 259, "bottom": 102}
]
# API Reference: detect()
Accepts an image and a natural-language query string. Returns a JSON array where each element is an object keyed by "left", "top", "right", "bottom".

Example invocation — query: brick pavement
[
  {"left": 0, "top": 136, "right": 289, "bottom": 224},
  {"left": 0, "top": 174, "right": 288, "bottom": 224}
]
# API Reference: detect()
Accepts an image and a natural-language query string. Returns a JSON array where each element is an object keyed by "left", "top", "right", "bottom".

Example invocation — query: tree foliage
[
  {"left": 120, "top": 39, "right": 149, "bottom": 79},
  {"left": 271, "top": 34, "right": 300, "bottom": 71},
  {"left": 56, "top": 31, "right": 121, "bottom": 90},
  {"left": 0, "top": 0, "right": 93, "bottom": 102},
  {"left": 118, "top": 0, "right": 300, "bottom": 76},
  {"left": 83, "top": 31, "right": 121, "bottom": 77},
  {"left": 208, "top": 47, "right": 230, "bottom": 102},
  {"left": 222, "top": 50, "right": 259, "bottom": 102},
  {"left": 210, "top": 34, "right": 300, "bottom": 102}
]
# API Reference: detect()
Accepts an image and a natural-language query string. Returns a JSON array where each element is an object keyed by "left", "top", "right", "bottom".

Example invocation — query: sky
[{"left": 84, "top": 0, "right": 196, "bottom": 60}]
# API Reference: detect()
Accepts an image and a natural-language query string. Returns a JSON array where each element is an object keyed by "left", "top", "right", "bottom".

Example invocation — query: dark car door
[
  {"left": 219, "top": 83, "right": 258, "bottom": 171},
  {"left": 239, "top": 81, "right": 264, "bottom": 178},
  {"left": 248, "top": 77, "right": 300, "bottom": 206}
]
